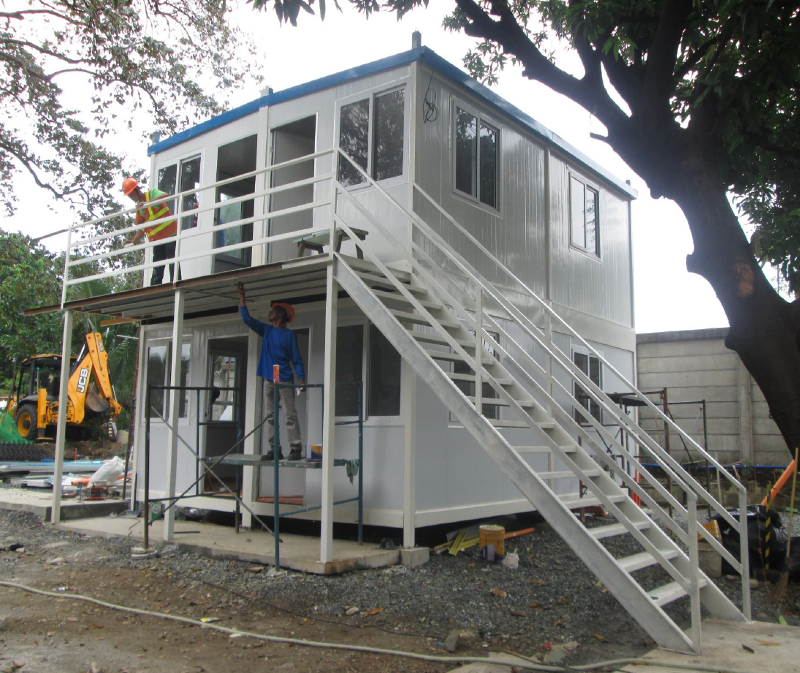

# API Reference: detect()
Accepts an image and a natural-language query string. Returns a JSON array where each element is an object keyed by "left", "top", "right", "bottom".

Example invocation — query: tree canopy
[{"left": 1, "top": 0, "right": 262, "bottom": 218}]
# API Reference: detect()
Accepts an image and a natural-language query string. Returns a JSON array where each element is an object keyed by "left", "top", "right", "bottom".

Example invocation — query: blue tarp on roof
[{"left": 148, "top": 46, "right": 636, "bottom": 199}]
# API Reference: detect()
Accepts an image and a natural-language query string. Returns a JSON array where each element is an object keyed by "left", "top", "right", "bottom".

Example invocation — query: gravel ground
[{"left": 2, "top": 507, "right": 799, "bottom": 667}]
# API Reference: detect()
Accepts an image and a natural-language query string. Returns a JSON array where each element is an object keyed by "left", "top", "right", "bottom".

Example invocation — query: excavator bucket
[{"left": 85, "top": 387, "right": 111, "bottom": 414}]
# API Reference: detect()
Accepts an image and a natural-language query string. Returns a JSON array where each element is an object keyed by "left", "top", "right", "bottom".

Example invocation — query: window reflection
[
  {"left": 373, "top": 89, "right": 404, "bottom": 181},
  {"left": 338, "top": 99, "right": 370, "bottom": 187}
]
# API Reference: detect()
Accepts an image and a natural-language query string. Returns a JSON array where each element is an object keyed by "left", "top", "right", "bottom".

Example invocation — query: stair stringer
[{"left": 334, "top": 257, "right": 697, "bottom": 654}]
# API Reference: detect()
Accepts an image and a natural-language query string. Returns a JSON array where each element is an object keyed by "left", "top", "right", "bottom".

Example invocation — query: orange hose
[{"left": 761, "top": 459, "right": 797, "bottom": 506}]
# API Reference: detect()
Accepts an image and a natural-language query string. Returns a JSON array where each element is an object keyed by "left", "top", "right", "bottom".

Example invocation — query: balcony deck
[{"left": 26, "top": 254, "right": 338, "bottom": 323}]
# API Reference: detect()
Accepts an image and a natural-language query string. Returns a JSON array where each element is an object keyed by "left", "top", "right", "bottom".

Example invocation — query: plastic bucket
[
  {"left": 479, "top": 524, "right": 505, "bottom": 556},
  {"left": 309, "top": 444, "right": 323, "bottom": 461}
]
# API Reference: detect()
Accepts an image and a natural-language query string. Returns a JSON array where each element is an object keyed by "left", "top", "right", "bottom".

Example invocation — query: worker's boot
[
  {"left": 287, "top": 447, "right": 303, "bottom": 461},
  {"left": 264, "top": 448, "right": 283, "bottom": 462}
]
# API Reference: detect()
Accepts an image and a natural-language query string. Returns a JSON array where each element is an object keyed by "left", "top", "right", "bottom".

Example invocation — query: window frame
[
  {"left": 571, "top": 346, "right": 602, "bottom": 426},
  {"left": 144, "top": 339, "right": 191, "bottom": 422},
  {"left": 449, "top": 326, "right": 501, "bottom": 425},
  {"left": 334, "top": 79, "right": 409, "bottom": 191},
  {"left": 568, "top": 172, "right": 601, "bottom": 258},
  {"left": 154, "top": 149, "right": 204, "bottom": 232},
  {"left": 451, "top": 99, "right": 501, "bottom": 213},
  {"left": 333, "top": 320, "right": 404, "bottom": 425}
]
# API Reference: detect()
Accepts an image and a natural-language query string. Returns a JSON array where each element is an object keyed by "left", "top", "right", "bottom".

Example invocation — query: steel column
[
  {"left": 320, "top": 261, "right": 338, "bottom": 562},
  {"left": 50, "top": 308, "right": 74, "bottom": 524},
  {"left": 163, "top": 288, "right": 185, "bottom": 540}
]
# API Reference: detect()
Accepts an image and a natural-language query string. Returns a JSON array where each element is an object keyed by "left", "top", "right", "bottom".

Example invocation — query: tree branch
[
  {"left": 455, "top": 0, "right": 629, "bottom": 131},
  {"left": 639, "top": 0, "right": 691, "bottom": 118}
]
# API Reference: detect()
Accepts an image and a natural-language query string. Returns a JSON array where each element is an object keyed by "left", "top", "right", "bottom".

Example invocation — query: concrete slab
[
  {"left": 0, "top": 487, "right": 127, "bottom": 521},
  {"left": 55, "top": 515, "right": 399, "bottom": 575},
  {"left": 621, "top": 619, "right": 800, "bottom": 673}
]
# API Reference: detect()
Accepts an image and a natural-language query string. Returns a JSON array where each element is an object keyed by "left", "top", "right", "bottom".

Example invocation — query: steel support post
[
  {"left": 402, "top": 360, "right": 416, "bottom": 548},
  {"left": 163, "top": 289, "right": 185, "bottom": 540},
  {"left": 51, "top": 308, "right": 74, "bottom": 524},
  {"left": 320, "top": 261, "right": 339, "bottom": 562},
  {"left": 687, "top": 495, "right": 702, "bottom": 652},
  {"left": 241, "top": 330, "right": 262, "bottom": 530}
]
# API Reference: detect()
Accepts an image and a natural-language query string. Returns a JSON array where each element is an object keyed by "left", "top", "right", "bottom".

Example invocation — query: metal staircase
[{"left": 329, "top": 151, "right": 750, "bottom": 654}]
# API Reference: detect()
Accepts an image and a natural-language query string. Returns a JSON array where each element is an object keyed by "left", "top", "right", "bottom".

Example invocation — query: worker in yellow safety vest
[{"left": 122, "top": 177, "right": 178, "bottom": 285}]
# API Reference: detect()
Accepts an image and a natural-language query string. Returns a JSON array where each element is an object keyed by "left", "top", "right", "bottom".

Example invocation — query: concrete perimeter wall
[{"left": 636, "top": 328, "right": 791, "bottom": 467}]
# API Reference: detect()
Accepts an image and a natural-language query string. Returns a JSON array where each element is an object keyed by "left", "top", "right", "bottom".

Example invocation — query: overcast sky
[{"left": 0, "top": 2, "right": 740, "bottom": 334}]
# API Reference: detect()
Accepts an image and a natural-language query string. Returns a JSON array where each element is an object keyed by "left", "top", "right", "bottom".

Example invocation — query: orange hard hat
[
  {"left": 272, "top": 302, "right": 296, "bottom": 323},
  {"left": 122, "top": 177, "right": 139, "bottom": 195}
]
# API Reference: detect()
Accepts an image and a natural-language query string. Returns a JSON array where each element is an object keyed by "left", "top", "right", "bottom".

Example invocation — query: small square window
[
  {"left": 570, "top": 176, "right": 599, "bottom": 256},
  {"left": 455, "top": 107, "right": 498, "bottom": 209},
  {"left": 573, "top": 350, "right": 601, "bottom": 424}
]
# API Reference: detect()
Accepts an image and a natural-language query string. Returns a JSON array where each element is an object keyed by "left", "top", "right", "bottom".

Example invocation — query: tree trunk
[{"left": 625, "top": 137, "right": 800, "bottom": 461}]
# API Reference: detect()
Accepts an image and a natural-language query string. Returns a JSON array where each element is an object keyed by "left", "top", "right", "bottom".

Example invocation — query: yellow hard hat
[{"left": 122, "top": 177, "right": 139, "bottom": 195}]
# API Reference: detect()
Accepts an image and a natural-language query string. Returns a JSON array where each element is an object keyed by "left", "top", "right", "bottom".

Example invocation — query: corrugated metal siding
[
  {"left": 414, "top": 72, "right": 548, "bottom": 298},
  {"left": 549, "top": 156, "right": 632, "bottom": 326}
]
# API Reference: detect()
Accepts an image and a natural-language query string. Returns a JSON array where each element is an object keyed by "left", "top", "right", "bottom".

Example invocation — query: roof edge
[
  {"left": 637, "top": 327, "right": 730, "bottom": 344},
  {"left": 148, "top": 46, "right": 636, "bottom": 199}
]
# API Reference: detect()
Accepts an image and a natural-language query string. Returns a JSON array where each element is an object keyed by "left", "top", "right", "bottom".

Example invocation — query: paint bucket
[
  {"left": 309, "top": 444, "right": 323, "bottom": 461},
  {"left": 479, "top": 524, "right": 505, "bottom": 556}
]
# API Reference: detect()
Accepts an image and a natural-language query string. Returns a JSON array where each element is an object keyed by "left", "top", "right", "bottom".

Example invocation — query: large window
[
  {"left": 573, "top": 350, "right": 601, "bottom": 424},
  {"left": 146, "top": 343, "right": 190, "bottom": 420},
  {"left": 157, "top": 155, "right": 201, "bottom": 230},
  {"left": 335, "top": 324, "right": 401, "bottom": 417},
  {"left": 454, "top": 106, "right": 498, "bottom": 209},
  {"left": 570, "top": 176, "right": 599, "bottom": 256},
  {"left": 338, "top": 87, "right": 405, "bottom": 187}
]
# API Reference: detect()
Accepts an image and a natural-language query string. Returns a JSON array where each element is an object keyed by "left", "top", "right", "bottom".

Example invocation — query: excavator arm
[{"left": 41, "top": 332, "right": 122, "bottom": 429}]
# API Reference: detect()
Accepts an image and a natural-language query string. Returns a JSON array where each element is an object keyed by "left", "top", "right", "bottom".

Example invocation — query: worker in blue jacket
[{"left": 239, "top": 283, "right": 305, "bottom": 461}]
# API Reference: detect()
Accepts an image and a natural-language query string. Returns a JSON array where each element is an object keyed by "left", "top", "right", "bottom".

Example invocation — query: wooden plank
[{"left": 448, "top": 531, "right": 466, "bottom": 555}]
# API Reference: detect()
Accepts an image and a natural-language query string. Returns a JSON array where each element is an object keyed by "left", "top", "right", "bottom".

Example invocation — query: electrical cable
[
  {"left": 423, "top": 70, "right": 438, "bottom": 123},
  {"left": 0, "top": 581, "right": 763, "bottom": 673}
]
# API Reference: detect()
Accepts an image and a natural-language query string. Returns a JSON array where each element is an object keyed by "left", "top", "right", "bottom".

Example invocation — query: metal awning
[{"left": 25, "top": 255, "right": 333, "bottom": 324}]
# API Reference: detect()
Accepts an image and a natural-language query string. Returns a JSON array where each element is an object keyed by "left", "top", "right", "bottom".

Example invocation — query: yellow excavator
[{"left": 9, "top": 332, "right": 122, "bottom": 441}]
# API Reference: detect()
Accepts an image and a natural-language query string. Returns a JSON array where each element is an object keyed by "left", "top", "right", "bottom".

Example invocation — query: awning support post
[
  {"left": 320, "top": 260, "right": 338, "bottom": 563},
  {"left": 51, "top": 308, "right": 75, "bottom": 524},
  {"left": 163, "top": 288, "right": 185, "bottom": 541}
]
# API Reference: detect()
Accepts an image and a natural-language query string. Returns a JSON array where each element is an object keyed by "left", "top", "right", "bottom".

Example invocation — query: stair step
[
  {"left": 390, "top": 309, "right": 460, "bottom": 328},
  {"left": 412, "top": 332, "right": 476, "bottom": 348},
  {"left": 466, "top": 396, "right": 537, "bottom": 409},
  {"left": 539, "top": 469, "right": 601, "bottom": 481},
  {"left": 648, "top": 580, "right": 705, "bottom": 607},
  {"left": 427, "top": 350, "right": 495, "bottom": 365},
  {"left": 618, "top": 549, "right": 680, "bottom": 574},
  {"left": 447, "top": 372, "right": 513, "bottom": 386},
  {"left": 355, "top": 271, "right": 427, "bottom": 294},
  {"left": 513, "top": 445, "right": 577, "bottom": 454},
  {"left": 561, "top": 492, "right": 627, "bottom": 509},
  {"left": 372, "top": 289, "right": 442, "bottom": 309},
  {"left": 489, "top": 419, "right": 554, "bottom": 429},
  {"left": 589, "top": 521, "right": 651, "bottom": 540}
]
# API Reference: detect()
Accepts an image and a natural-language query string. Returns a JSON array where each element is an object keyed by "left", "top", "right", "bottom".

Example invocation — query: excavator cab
[{"left": 12, "top": 355, "right": 74, "bottom": 439}]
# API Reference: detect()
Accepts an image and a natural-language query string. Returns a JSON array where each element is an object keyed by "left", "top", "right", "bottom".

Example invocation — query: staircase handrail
[{"left": 411, "top": 182, "right": 745, "bottom": 497}]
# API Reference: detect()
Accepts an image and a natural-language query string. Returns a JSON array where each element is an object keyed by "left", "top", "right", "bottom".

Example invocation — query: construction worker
[
  {"left": 122, "top": 177, "right": 177, "bottom": 285},
  {"left": 238, "top": 284, "right": 305, "bottom": 461}
]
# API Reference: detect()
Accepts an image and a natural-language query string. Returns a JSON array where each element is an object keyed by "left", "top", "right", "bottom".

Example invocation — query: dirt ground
[
  {"left": 1, "top": 504, "right": 797, "bottom": 673},
  {"left": 1, "top": 551, "right": 456, "bottom": 673}
]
